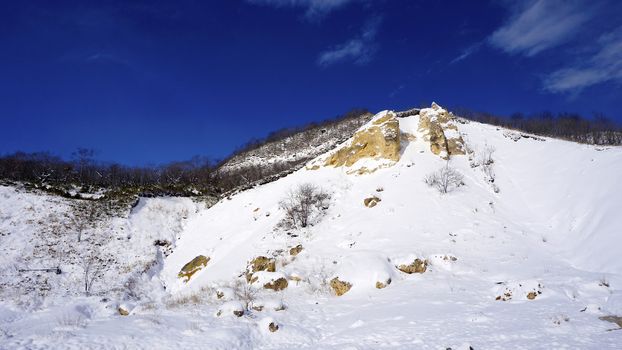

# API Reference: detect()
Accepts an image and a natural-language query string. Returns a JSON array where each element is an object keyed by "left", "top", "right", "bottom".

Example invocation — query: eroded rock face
[
  {"left": 178, "top": 255, "right": 210, "bottom": 282},
  {"left": 418, "top": 103, "right": 465, "bottom": 160},
  {"left": 398, "top": 258, "right": 428, "bottom": 274},
  {"left": 316, "top": 112, "right": 400, "bottom": 174},
  {"left": 330, "top": 277, "right": 352, "bottom": 296}
]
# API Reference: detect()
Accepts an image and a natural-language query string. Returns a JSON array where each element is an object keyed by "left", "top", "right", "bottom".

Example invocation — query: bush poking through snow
[
  {"left": 231, "top": 279, "right": 257, "bottom": 311},
  {"left": 56, "top": 313, "right": 88, "bottom": 328},
  {"left": 424, "top": 164, "right": 464, "bottom": 194},
  {"left": 278, "top": 183, "right": 330, "bottom": 228}
]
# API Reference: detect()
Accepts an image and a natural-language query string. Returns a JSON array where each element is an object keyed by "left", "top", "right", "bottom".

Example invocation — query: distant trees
[
  {"left": 0, "top": 150, "right": 216, "bottom": 197},
  {"left": 454, "top": 108, "right": 622, "bottom": 145}
]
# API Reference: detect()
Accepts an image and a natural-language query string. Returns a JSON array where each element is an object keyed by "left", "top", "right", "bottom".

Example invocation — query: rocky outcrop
[
  {"left": 311, "top": 112, "right": 400, "bottom": 174},
  {"left": 178, "top": 255, "right": 210, "bottom": 282},
  {"left": 418, "top": 103, "right": 465, "bottom": 160}
]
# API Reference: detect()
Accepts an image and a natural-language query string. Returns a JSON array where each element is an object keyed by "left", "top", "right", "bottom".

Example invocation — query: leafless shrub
[
  {"left": 82, "top": 251, "right": 104, "bottom": 297},
  {"left": 478, "top": 145, "right": 495, "bottom": 166},
  {"left": 56, "top": 313, "right": 87, "bottom": 328},
  {"left": 165, "top": 293, "right": 204, "bottom": 309},
  {"left": 231, "top": 279, "right": 257, "bottom": 311},
  {"left": 305, "top": 265, "right": 333, "bottom": 296},
  {"left": 424, "top": 164, "right": 465, "bottom": 194},
  {"left": 279, "top": 183, "right": 330, "bottom": 228}
]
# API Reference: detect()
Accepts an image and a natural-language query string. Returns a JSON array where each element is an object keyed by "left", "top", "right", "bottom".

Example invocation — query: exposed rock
[
  {"left": 495, "top": 281, "right": 543, "bottom": 301},
  {"left": 364, "top": 196, "right": 381, "bottom": 208},
  {"left": 177, "top": 255, "right": 210, "bottom": 282},
  {"left": 249, "top": 256, "right": 276, "bottom": 273},
  {"left": 118, "top": 307, "right": 129, "bottom": 316},
  {"left": 418, "top": 103, "right": 465, "bottom": 160},
  {"left": 599, "top": 315, "right": 622, "bottom": 329},
  {"left": 398, "top": 259, "right": 428, "bottom": 274},
  {"left": 216, "top": 301, "right": 245, "bottom": 317},
  {"left": 401, "top": 132, "right": 417, "bottom": 141},
  {"left": 330, "top": 277, "right": 352, "bottom": 296},
  {"left": 320, "top": 112, "right": 400, "bottom": 173},
  {"left": 263, "top": 277, "right": 288, "bottom": 291},
  {"left": 289, "top": 244, "right": 303, "bottom": 256},
  {"left": 375, "top": 278, "right": 391, "bottom": 289},
  {"left": 268, "top": 322, "right": 279, "bottom": 332}
]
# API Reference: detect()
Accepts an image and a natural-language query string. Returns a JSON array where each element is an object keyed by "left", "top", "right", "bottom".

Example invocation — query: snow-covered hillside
[{"left": 1, "top": 104, "right": 621, "bottom": 349}]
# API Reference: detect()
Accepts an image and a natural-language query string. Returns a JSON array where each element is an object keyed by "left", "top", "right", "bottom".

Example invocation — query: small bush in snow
[
  {"left": 279, "top": 183, "right": 330, "bottom": 228},
  {"left": 424, "top": 164, "right": 464, "bottom": 194},
  {"left": 56, "top": 313, "right": 88, "bottom": 328},
  {"left": 231, "top": 279, "right": 257, "bottom": 311}
]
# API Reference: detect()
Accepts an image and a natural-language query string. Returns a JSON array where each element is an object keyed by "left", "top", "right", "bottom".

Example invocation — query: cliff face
[
  {"left": 319, "top": 111, "right": 401, "bottom": 174},
  {"left": 418, "top": 103, "right": 466, "bottom": 160}
]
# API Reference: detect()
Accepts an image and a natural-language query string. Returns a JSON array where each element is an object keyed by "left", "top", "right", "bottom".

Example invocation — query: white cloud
[
  {"left": 544, "top": 27, "right": 622, "bottom": 92},
  {"left": 450, "top": 42, "right": 482, "bottom": 64},
  {"left": 317, "top": 16, "right": 381, "bottom": 67},
  {"left": 489, "top": 0, "right": 593, "bottom": 56},
  {"left": 247, "top": 0, "right": 356, "bottom": 19}
]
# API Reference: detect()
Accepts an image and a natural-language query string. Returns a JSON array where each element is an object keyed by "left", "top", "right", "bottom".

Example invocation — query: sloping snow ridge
[{"left": 1, "top": 103, "right": 622, "bottom": 349}]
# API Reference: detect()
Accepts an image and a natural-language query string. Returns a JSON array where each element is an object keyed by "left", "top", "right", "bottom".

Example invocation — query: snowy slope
[{"left": 1, "top": 105, "right": 622, "bottom": 349}]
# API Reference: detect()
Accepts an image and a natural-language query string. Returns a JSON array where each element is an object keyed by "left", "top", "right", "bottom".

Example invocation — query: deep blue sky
[{"left": 1, "top": 0, "right": 621, "bottom": 165}]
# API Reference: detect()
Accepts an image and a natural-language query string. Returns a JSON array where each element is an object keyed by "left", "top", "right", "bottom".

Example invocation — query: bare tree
[
  {"left": 424, "top": 164, "right": 464, "bottom": 194},
  {"left": 82, "top": 251, "right": 104, "bottom": 297},
  {"left": 279, "top": 183, "right": 330, "bottom": 228}
]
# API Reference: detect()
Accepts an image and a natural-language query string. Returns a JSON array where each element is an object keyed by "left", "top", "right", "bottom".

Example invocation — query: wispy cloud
[
  {"left": 247, "top": 0, "right": 356, "bottom": 20},
  {"left": 450, "top": 42, "right": 482, "bottom": 64},
  {"left": 544, "top": 27, "right": 622, "bottom": 93},
  {"left": 489, "top": 0, "right": 594, "bottom": 56},
  {"left": 86, "top": 52, "right": 130, "bottom": 66},
  {"left": 317, "top": 16, "right": 382, "bottom": 67}
]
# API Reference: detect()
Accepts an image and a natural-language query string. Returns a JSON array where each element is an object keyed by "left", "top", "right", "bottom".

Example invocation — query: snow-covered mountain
[{"left": 1, "top": 104, "right": 621, "bottom": 349}]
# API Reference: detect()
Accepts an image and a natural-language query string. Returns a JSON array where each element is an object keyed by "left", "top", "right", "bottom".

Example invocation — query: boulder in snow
[
  {"left": 289, "top": 244, "right": 303, "bottom": 256},
  {"left": 398, "top": 259, "right": 428, "bottom": 274},
  {"left": 364, "top": 196, "right": 381, "bottom": 208},
  {"left": 330, "top": 277, "right": 352, "bottom": 296},
  {"left": 177, "top": 255, "right": 210, "bottom": 282}
]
